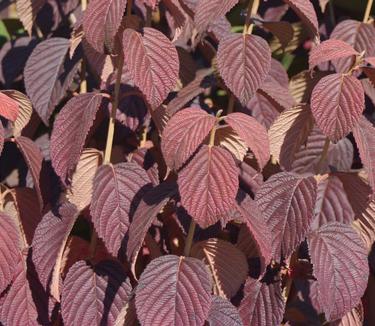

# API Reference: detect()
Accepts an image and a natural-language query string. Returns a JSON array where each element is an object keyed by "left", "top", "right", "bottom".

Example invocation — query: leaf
[
  {"left": 224, "top": 112, "right": 270, "bottom": 169},
  {"left": 261, "top": 21, "right": 294, "bottom": 50},
  {"left": 90, "top": 162, "right": 152, "bottom": 256},
  {"left": 191, "top": 238, "right": 248, "bottom": 299},
  {"left": 319, "top": 0, "right": 329, "bottom": 12},
  {"left": 309, "top": 40, "right": 358, "bottom": 70},
  {"left": 0, "top": 212, "right": 22, "bottom": 294},
  {"left": 31, "top": 203, "right": 79, "bottom": 293},
  {"left": 214, "top": 126, "right": 247, "bottom": 161},
  {"left": 247, "top": 93, "right": 279, "bottom": 129},
  {"left": 0, "top": 91, "right": 19, "bottom": 121},
  {"left": 16, "top": 0, "right": 46, "bottom": 35},
  {"left": 61, "top": 260, "right": 132, "bottom": 325},
  {"left": 283, "top": 0, "right": 319, "bottom": 37},
  {"left": 353, "top": 116, "right": 375, "bottom": 193},
  {"left": 161, "top": 107, "right": 217, "bottom": 170},
  {"left": 269, "top": 104, "right": 314, "bottom": 169},
  {"left": 311, "top": 73, "right": 364, "bottom": 142},
  {"left": 24, "top": 37, "right": 80, "bottom": 125},
  {"left": 0, "top": 121, "right": 4, "bottom": 156},
  {"left": 353, "top": 199, "right": 375, "bottom": 250},
  {"left": 255, "top": 172, "right": 317, "bottom": 260},
  {"left": 194, "top": 0, "right": 238, "bottom": 33},
  {"left": 217, "top": 33, "right": 271, "bottom": 105},
  {"left": 67, "top": 148, "right": 102, "bottom": 211},
  {"left": 135, "top": 255, "right": 212, "bottom": 326},
  {"left": 239, "top": 278, "right": 285, "bottom": 326},
  {"left": 332, "top": 304, "right": 364, "bottom": 326},
  {"left": 83, "top": 0, "right": 127, "bottom": 53},
  {"left": 311, "top": 175, "right": 354, "bottom": 230},
  {"left": 207, "top": 296, "right": 243, "bottom": 326},
  {"left": 270, "top": 58, "right": 289, "bottom": 88},
  {"left": 307, "top": 222, "right": 369, "bottom": 321},
  {"left": 1, "top": 90, "right": 32, "bottom": 137},
  {"left": 178, "top": 145, "right": 239, "bottom": 228},
  {"left": 122, "top": 27, "right": 179, "bottom": 108},
  {"left": 127, "top": 182, "right": 177, "bottom": 265},
  {"left": 50, "top": 92, "right": 104, "bottom": 185}
]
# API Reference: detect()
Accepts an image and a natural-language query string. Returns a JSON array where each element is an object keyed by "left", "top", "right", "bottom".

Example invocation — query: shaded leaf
[
  {"left": 207, "top": 296, "right": 243, "bottom": 326},
  {"left": 247, "top": 93, "right": 279, "bottom": 129},
  {"left": 0, "top": 91, "right": 19, "bottom": 121},
  {"left": 353, "top": 199, "right": 375, "bottom": 250},
  {"left": 16, "top": 0, "right": 46, "bottom": 34},
  {"left": 0, "top": 121, "right": 3, "bottom": 156},
  {"left": 332, "top": 303, "right": 364, "bottom": 326},
  {"left": 261, "top": 20, "right": 294, "bottom": 50},
  {"left": 135, "top": 255, "right": 212, "bottom": 326},
  {"left": 214, "top": 126, "right": 247, "bottom": 161}
]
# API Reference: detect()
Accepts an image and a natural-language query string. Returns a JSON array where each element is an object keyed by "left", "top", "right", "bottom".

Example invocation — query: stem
[
  {"left": 81, "top": 0, "right": 87, "bottom": 11},
  {"left": 284, "top": 251, "right": 298, "bottom": 301},
  {"left": 183, "top": 221, "right": 196, "bottom": 256},
  {"left": 243, "top": 0, "right": 260, "bottom": 35},
  {"left": 88, "top": 230, "right": 98, "bottom": 259},
  {"left": 103, "top": 54, "right": 124, "bottom": 164},
  {"left": 127, "top": 0, "right": 133, "bottom": 17},
  {"left": 80, "top": 58, "right": 87, "bottom": 94},
  {"left": 329, "top": 0, "right": 336, "bottom": 26},
  {"left": 227, "top": 93, "right": 235, "bottom": 114},
  {"left": 316, "top": 137, "right": 330, "bottom": 174},
  {"left": 364, "top": 0, "right": 373, "bottom": 22}
]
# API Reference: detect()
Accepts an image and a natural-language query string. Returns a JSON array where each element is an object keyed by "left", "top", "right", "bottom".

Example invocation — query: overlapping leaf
[
  {"left": 247, "top": 93, "right": 279, "bottom": 129},
  {"left": 16, "top": 0, "right": 46, "bottom": 34},
  {"left": 256, "top": 172, "right": 317, "bottom": 260},
  {"left": 353, "top": 199, "right": 375, "bottom": 250},
  {"left": 135, "top": 255, "right": 212, "bottom": 326},
  {"left": 50, "top": 92, "right": 104, "bottom": 185},
  {"left": 161, "top": 107, "right": 216, "bottom": 170},
  {"left": 90, "top": 162, "right": 152, "bottom": 256},
  {"left": 0, "top": 91, "right": 19, "bottom": 121},
  {"left": 61, "top": 260, "right": 132, "bottom": 325},
  {"left": 307, "top": 223, "right": 369, "bottom": 321},
  {"left": 217, "top": 33, "right": 271, "bottom": 105},
  {"left": 83, "top": 0, "right": 127, "bottom": 53},
  {"left": 311, "top": 73, "right": 364, "bottom": 142},
  {"left": 207, "top": 296, "right": 243, "bottom": 326},
  {"left": 178, "top": 145, "right": 239, "bottom": 228},
  {"left": 122, "top": 27, "right": 179, "bottom": 108},
  {"left": 24, "top": 37, "right": 80, "bottom": 125},
  {"left": 214, "top": 126, "right": 247, "bottom": 161}
]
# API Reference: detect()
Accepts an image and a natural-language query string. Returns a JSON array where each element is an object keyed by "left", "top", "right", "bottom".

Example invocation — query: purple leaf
[
  {"left": 207, "top": 296, "right": 243, "bottom": 326},
  {"left": 16, "top": 0, "right": 46, "bottom": 34},
  {"left": 0, "top": 92, "right": 19, "bottom": 121}
]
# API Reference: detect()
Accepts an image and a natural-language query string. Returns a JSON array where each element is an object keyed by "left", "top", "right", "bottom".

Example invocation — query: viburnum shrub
[{"left": 1, "top": 0, "right": 375, "bottom": 324}]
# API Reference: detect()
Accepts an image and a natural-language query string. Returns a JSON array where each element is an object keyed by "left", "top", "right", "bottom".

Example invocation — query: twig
[
  {"left": 364, "top": 0, "right": 374, "bottom": 23},
  {"left": 243, "top": 0, "right": 260, "bottom": 35},
  {"left": 183, "top": 221, "right": 196, "bottom": 256},
  {"left": 315, "top": 137, "right": 330, "bottom": 174}
]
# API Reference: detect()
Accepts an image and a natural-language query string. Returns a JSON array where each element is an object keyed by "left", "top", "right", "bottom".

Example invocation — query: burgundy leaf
[
  {"left": 247, "top": 93, "right": 280, "bottom": 129},
  {"left": 309, "top": 39, "right": 358, "bottom": 70},
  {"left": 353, "top": 199, "right": 375, "bottom": 250},
  {"left": 207, "top": 296, "right": 243, "bottom": 326},
  {"left": 90, "top": 162, "right": 152, "bottom": 256},
  {"left": 263, "top": 4, "right": 289, "bottom": 22},
  {"left": 225, "top": 112, "right": 270, "bottom": 169},
  {"left": 194, "top": 0, "right": 238, "bottom": 33},
  {"left": 191, "top": 238, "right": 248, "bottom": 299},
  {"left": 178, "top": 145, "right": 239, "bottom": 228},
  {"left": 24, "top": 37, "right": 80, "bottom": 125},
  {"left": 135, "top": 255, "right": 212, "bottom": 326},
  {"left": 0, "top": 212, "right": 22, "bottom": 294},
  {"left": 332, "top": 304, "right": 364, "bottom": 326},
  {"left": 269, "top": 58, "right": 289, "bottom": 88},
  {"left": 261, "top": 21, "right": 294, "bottom": 50},
  {"left": 239, "top": 278, "right": 285, "bottom": 326},
  {"left": 31, "top": 203, "right": 78, "bottom": 291},
  {"left": 0, "top": 91, "right": 19, "bottom": 121},
  {"left": 16, "top": 0, "right": 46, "bottom": 34},
  {"left": 161, "top": 107, "right": 217, "bottom": 170},
  {"left": 214, "top": 126, "right": 247, "bottom": 161},
  {"left": 0, "top": 122, "right": 4, "bottom": 156},
  {"left": 50, "top": 92, "right": 104, "bottom": 185},
  {"left": 311, "top": 73, "right": 364, "bottom": 142},
  {"left": 83, "top": 0, "right": 127, "bottom": 53},
  {"left": 217, "top": 33, "right": 271, "bottom": 105},
  {"left": 256, "top": 172, "right": 317, "bottom": 260},
  {"left": 353, "top": 116, "right": 375, "bottom": 193},
  {"left": 61, "top": 260, "right": 132, "bottom": 325},
  {"left": 307, "top": 223, "right": 369, "bottom": 321},
  {"left": 127, "top": 182, "right": 177, "bottom": 264},
  {"left": 122, "top": 27, "right": 179, "bottom": 108}
]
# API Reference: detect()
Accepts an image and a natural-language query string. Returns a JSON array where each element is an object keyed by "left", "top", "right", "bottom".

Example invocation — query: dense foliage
[{"left": 0, "top": 0, "right": 374, "bottom": 325}]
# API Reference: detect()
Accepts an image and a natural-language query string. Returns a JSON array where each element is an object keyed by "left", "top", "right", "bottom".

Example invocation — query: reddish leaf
[
  {"left": 83, "top": 0, "right": 127, "bottom": 53},
  {"left": 247, "top": 93, "right": 279, "bottom": 129},
  {"left": 135, "top": 255, "right": 212, "bottom": 326},
  {"left": 191, "top": 238, "right": 248, "bottom": 299},
  {"left": 61, "top": 260, "right": 132, "bottom": 325},
  {"left": 178, "top": 145, "right": 239, "bottom": 228},
  {"left": 0, "top": 122, "right": 4, "bottom": 156},
  {"left": 31, "top": 203, "right": 79, "bottom": 291},
  {"left": 311, "top": 175, "right": 354, "bottom": 230},
  {"left": 50, "top": 92, "right": 104, "bottom": 185},
  {"left": 261, "top": 21, "right": 294, "bottom": 50},
  {"left": 269, "top": 58, "right": 289, "bottom": 88},
  {"left": 161, "top": 107, "right": 217, "bottom": 170},
  {"left": 225, "top": 112, "right": 270, "bottom": 169},
  {"left": 214, "top": 126, "right": 247, "bottom": 161},
  {"left": 283, "top": 0, "right": 319, "bottom": 37},
  {"left": 239, "top": 278, "right": 285, "bottom": 326},
  {"left": 264, "top": 4, "right": 289, "bottom": 21},
  {"left": 207, "top": 296, "right": 243, "bottom": 326},
  {"left": 24, "top": 37, "right": 80, "bottom": 125},
  {"left": 217, "top": 33, "right": 271, "bottom": 105},
  {"left": 127, "top": 182, "right": 177, "bottom": 264},
  {"left": 90, "top": 162, "right": 152, "bottom": 256},
  {"left": 256, "top": 172, "right": 317, "bottom": 260},
  {"left": 0, "top": 91, "right": 19, "bottom": 121},
  {"left": 332, "top": 304, "right": 364, "bottom": 326},
  {"left": 0, "top": 212, "right": 22, "bottom": 294},
  {"left": 309, "top": 39, "right": 358, "bottom": 70},
  {"left": 194, "top": 0, "right": 238, "bottom": 33},
  {"left": 307, "top": 223, "right": 369, "bottom": 321},
  {"left": 353, "top": 116, "right": 375, "bottom": 193},
  {"left": 16, "top": 0, "right": 46, "bottom": 35},
  {"left": 353, "top": 199, "right": 375, "bottom": 251},
  {"left": 311, "top": 73, "right": 364, "bottom": 142},
  {"left": 122, "top": 27, "right": 179, "bottom": 108}
]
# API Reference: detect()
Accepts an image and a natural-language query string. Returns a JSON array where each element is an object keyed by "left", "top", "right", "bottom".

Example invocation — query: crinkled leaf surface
[
  {"left": 207, "top": 296, "right": 243, "bottom": 326},
  {"left": 16, "top": 0, "right": 46, "bottom": 34},
  {"left": 353, "top": 199, "right": 375, "bottom": 250},
  {"left": 0, "top": 91, "right": 19, "bottom": 121}
]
